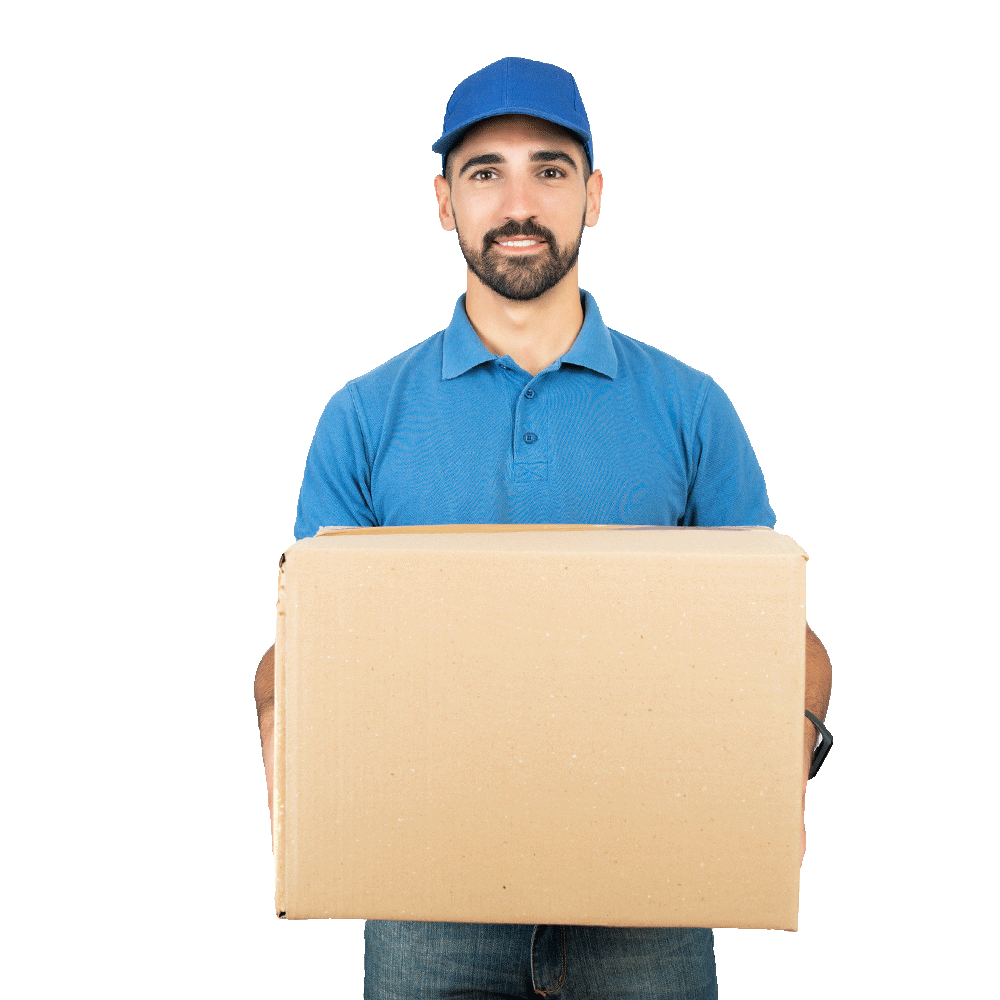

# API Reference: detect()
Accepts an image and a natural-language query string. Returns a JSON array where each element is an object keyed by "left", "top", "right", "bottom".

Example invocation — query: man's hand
[
  {"left": 254, "top": 644, "right": 276, "bottom": 849},
  {"left": 801, "top": 718, "right": 812, "bottom": 865},
  {"left": 801, "top": 803, "right": 806, "bottom": 865},
  {"left": 802, "top": 625, "right": 832, "bottom": 866}
]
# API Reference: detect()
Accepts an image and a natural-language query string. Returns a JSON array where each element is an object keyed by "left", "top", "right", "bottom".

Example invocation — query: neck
[{"left": 463, "top": 268, "right": 584, "bottom": 376}]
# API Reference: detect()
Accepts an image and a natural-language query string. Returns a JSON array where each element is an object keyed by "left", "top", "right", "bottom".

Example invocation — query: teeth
[{"left": 499, "top": 239, "right": 538, "bottom": 247}]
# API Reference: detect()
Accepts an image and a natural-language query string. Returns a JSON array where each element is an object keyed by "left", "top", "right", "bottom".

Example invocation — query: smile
[{"left": 496, "top": 239, "right": 543, "bottom": 247}]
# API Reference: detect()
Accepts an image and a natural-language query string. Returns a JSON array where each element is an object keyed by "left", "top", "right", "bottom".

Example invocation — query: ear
[
  {"left": 434, "top": 174, "right": 456, "bottom": 232},
  {"left": 584, "top": 168, "right": 603, "bottom": 228}
]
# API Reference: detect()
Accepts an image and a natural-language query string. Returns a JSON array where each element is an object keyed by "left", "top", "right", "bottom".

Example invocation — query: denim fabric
[{"left": 364, "top": 920, "right": 717, "bottom": 999}]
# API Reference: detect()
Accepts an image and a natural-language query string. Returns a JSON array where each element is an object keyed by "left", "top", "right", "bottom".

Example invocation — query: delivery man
[{"left": 254, "top": 56, "right": 832, "bottom": 1000}]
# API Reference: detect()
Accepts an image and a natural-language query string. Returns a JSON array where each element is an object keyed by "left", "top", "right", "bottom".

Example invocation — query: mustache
[{"left": 488, "top": 226, "right": 552, "bottom": 243}]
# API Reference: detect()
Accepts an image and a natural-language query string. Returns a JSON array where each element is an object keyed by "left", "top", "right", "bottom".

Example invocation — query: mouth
[{"left": 493, "top": 237, "right": 547, "bottom": 251}]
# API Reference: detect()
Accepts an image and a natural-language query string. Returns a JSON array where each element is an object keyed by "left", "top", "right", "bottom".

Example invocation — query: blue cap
[{"left": 433, "top": 57, "right": 593, "bottom": 171}]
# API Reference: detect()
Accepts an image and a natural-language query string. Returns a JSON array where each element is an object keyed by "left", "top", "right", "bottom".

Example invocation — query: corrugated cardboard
[{"left": 274, "top": 525, "right": 807, "bottom": 929}]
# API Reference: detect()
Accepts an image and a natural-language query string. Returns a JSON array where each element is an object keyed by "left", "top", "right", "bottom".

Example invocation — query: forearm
[
  {"left": 803, "top": 625, "right": 832, "bottom": 782},
  {"left": 254, "top": 645, "right": 276, "bottom": 826}
]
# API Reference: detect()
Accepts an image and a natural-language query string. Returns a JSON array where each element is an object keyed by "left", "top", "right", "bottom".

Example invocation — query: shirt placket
[{"left": 512, "top": 375, "right": 549, "bottom": 483}]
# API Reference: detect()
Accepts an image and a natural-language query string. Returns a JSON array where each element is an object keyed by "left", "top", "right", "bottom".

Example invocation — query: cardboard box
[{"left": 274, "top": 525, "right": 807, "bottom": 929}]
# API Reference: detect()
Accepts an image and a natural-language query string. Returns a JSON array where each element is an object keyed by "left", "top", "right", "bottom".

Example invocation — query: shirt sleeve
[
  {"left": 294, "top": 382, "right": 377, "bottom": 539},
  {"left": 682, "top": 377, "right": 776, "bottom": 528}
]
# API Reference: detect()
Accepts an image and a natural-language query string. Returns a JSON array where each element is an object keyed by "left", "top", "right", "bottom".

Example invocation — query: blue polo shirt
[{"left": 294, "top": 291, "right": 774, "bottom": 538}]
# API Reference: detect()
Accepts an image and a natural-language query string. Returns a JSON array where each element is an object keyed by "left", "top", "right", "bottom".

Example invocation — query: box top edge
[{"left": 314, "top": 524, "right": 774, "bottom": 537}]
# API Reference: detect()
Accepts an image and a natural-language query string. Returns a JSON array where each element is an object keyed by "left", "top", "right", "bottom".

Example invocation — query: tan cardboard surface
[{"left": 275, "top": 526, "right": 807, "bottom": 928}]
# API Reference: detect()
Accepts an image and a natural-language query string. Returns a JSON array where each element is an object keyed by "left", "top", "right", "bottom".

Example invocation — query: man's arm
[
  {"left": 804, "top": 624, "right": 833, "bottom": 775},
  {"left": 254, "top": 644, "right": 275, "bottom": 844},
  {"left": 802, "top": 625, "right": 833, "bottom": 862}
]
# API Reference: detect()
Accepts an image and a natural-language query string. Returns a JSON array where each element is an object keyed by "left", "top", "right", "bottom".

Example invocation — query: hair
[{"left": 444, "top": 120, "right": 593, "bottom": 187}]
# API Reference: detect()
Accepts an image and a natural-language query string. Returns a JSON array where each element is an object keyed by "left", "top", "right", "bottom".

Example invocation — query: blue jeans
[{"left": 364, "top": 921, "right": 717, "bottom": 999}]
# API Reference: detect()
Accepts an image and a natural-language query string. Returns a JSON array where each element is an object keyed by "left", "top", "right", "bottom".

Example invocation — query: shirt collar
[{"left": 441, "top": 289, "right": 618, "bottom": 380}]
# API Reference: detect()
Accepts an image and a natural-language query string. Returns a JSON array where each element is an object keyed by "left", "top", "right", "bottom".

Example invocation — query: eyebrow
[{"left": 457, "top": 149, "right": 579, "bottom": 177}]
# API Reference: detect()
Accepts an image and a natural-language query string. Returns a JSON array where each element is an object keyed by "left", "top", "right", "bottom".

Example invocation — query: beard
[{"left": 457, "top": 215, "right": 586, "bottom": 301}]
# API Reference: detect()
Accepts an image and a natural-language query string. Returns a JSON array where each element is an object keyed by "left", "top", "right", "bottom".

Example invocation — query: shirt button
[
  {"left": 523, "top": 432, "right": 537, "bottom": 444},
  {"left": 524, "top": 388, "right": 536, "bottom": 398}
]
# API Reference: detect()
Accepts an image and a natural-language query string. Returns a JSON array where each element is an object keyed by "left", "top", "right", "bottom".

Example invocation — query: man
[{"left": 255, "top": 56, "right": 832, "bottom": 999}]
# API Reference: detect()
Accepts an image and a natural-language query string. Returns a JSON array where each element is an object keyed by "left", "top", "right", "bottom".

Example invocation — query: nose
[{"left": 499, "top": 172, "right": 537, "bottom": 224}]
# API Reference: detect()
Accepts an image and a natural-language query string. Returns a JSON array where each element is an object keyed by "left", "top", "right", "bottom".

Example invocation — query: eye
[
  {"left": 539, "top": 167, "right": 565, "bottom": 179},
  {"left": 470, "top": 167, "right": 566, "bottom": 181},
  {"left": 471, "top": 168, "right": 498, "bottom": 181}
]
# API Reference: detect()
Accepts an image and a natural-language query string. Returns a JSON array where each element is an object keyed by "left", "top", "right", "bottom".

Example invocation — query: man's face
[{"left": 436, "top": 116, "right": 601, "bottom": 301}]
